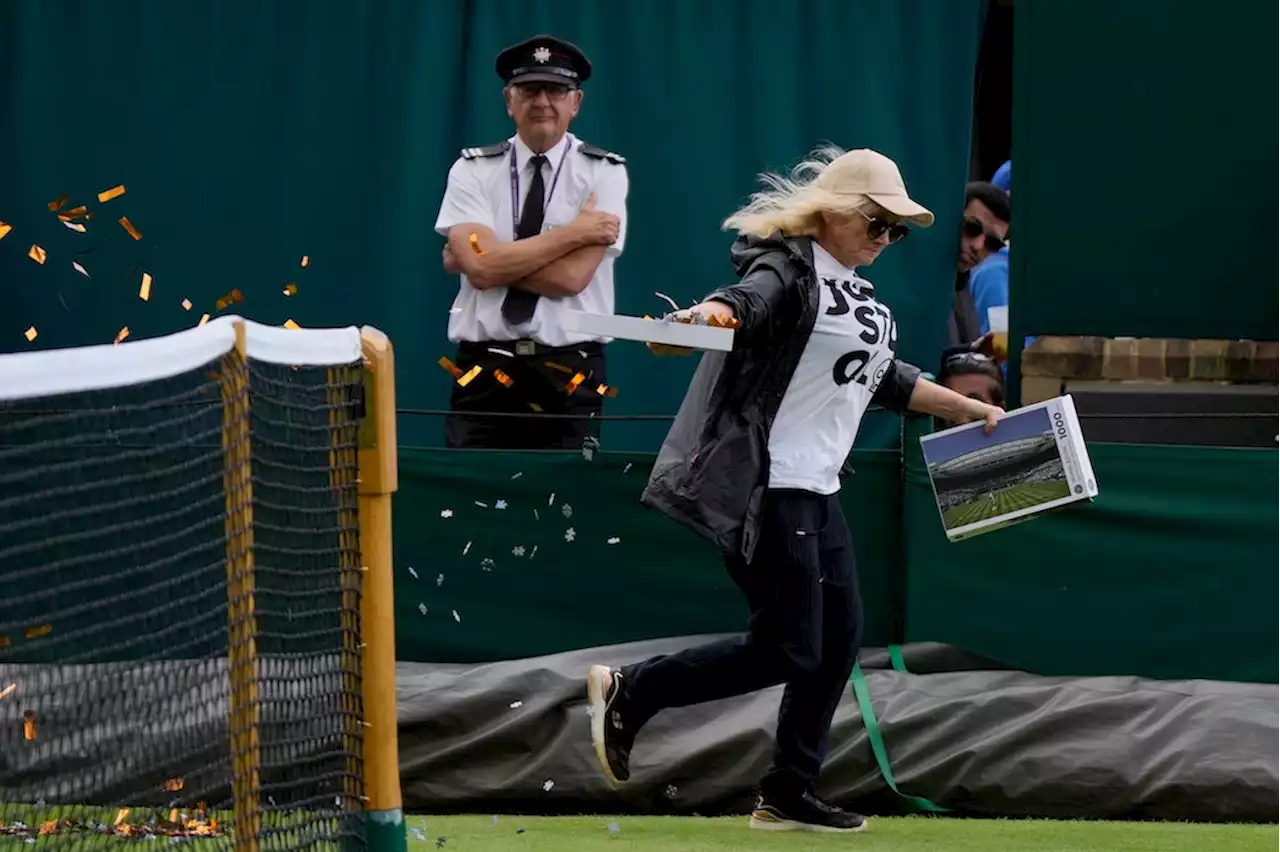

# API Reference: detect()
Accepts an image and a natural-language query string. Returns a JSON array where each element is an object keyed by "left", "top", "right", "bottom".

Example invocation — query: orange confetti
[
  {"left": 596, "top": 383, "right": 618, "bottom": 398},
  {"left": 469, "top": 233, "right": 485, "bottom": 256},
  {"left": 57, "top": 205, "right": 89, "bottom": 221},
  {"left": 198, "top": 313, "right": 210, "bottom": 327},
  {"left": 456, "top": 365, "right": 482, "bottom": 387},
  {"left": 139, "top": 272, "right": 153, "bottom": 301},
  {"left": 181, "top": 298, "right": 193, "bottom": 311},
  {"left": 24, "top": 624, "right": 51, "bottom": 639},
  {"left": 300, "top": 255, "right": 310, "bottom": 267},
  {"left": 215, "top": 288, "right": 244, "bottom": 311},
  {"left": 543, "top": 361, "right": 573, "bottom": 374},
  {"left": 283, "top": 319, "right": 301, "bottom": 330},
  {"left": 47, "top": 193, "right": 68, "bottom": 212},
  {"left": 0, "top": 222, "right": 11, "bottom": 241},
  {"left": 28, "top": 244, "right": 47, "bottom": 264},
  {"left": 565, "top": 372, "right": 586, "bottom": 394},
  {"left": 164, "top": 778, "right": 184, "bottom": 791},
  {"left": 114, "top": 327, "right": 130, "bottom": 345},
  {"left": 0, "top": 636, "right": 10, "bottom": 647},
  {"left": 39, "top": 820, "right": 57, "bottom": 836},
  {"left": 283, "top": 283, "right": 298, "bottom": 296},
  {"left": 23, "top": 709, "right": 36, "bottom": 740},
  {"left": 72, "top": 261, "right": 90, "bottom": 278},
  {"left": 0, "top": 683, "right": 15, "bottom": 699},
  {"left": 119, "top": 216, "right": 142, "bottom": 240},
  {"left": 63, "top": 221, "right": 87, "bottom": 233},
  {"left": 437, "top": 356, "right": 463, "bottom": 378},
  {"left": 113, "top": 809, "right": 129, "bottom": 826},
  {"left": 169, "top": 809, "right": 179, "bottom": 823},
  {"left": 493, "top": 368, "right": 514, "bottom": 388},
  {"left": 98, "top": 184, "right": 126, "bottom": 203},
  {"left": 24, "top": 326, "right": 38, "bottom": 343}
]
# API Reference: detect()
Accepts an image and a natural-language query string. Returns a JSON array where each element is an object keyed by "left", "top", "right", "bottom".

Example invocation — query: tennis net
[{"left": 0, "top": 317, "right": 384, "bottom": 851}]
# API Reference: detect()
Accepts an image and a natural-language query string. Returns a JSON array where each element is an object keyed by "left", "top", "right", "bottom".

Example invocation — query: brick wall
[{"left": 1020, "top": 337, "right": 1279, "bottom": 403}]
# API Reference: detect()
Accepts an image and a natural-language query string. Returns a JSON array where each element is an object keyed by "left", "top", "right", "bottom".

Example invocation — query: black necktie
[{"left": 502, "top": 154, "right": 547, "bottom": 325}]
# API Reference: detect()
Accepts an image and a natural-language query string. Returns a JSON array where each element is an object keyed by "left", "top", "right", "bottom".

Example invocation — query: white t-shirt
[
  {"left": 433, "top": 131, "right": 629, "bottom": 347},
  {"left": 767, "top": 244, "right": 900, "bottom": 495}
]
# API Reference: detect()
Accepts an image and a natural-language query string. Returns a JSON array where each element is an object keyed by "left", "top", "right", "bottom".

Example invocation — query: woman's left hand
[{"left": 967, "top": 401, "right": 1004, "bottom": 434}]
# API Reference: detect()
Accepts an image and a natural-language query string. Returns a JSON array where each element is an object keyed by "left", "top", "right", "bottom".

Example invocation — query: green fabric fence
[
  {"left": 392, "top": 446, "right": 904, "bottom": 663},
  {"left": 393, "top": 431, "right": 1278, "bottom": 685},
  {"left": 900, "top": 417, "right": 1278, "bottom": 685}
]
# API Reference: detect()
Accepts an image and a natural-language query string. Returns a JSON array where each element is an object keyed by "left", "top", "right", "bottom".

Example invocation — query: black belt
[{"left": 458, "top": 339, "right": 604, "bottom": 358}]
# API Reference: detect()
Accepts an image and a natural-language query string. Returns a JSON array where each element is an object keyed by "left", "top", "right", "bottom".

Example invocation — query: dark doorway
[{"left": 971, "top": 0, "right": 1013, "bottom": 183}]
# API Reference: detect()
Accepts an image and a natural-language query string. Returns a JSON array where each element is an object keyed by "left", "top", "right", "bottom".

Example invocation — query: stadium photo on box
[{"left": 920, "top": 398, "right": 1094, "bottom": 540}]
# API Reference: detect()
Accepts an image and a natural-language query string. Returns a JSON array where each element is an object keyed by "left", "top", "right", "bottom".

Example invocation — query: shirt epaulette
[
  {"left": 578, "top": 142, "right": 626, "bottom": 165},
  {"left": 460, "top": 142, "right": 512, "bottom": 160}
]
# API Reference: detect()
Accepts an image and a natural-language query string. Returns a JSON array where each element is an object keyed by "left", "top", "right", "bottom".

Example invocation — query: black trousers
[
  {"left": 445, "top": 340, "right": 605, "bottom": 450},
  {"left": 620, "top": 489, "right": 863, "bottom": 797}
]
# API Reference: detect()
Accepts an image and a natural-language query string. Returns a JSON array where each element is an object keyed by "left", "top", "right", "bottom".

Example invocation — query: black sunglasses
[
  {"left": 513, "top": 82, "right": 575, "bottom": 101},
  {"left": 857, "top": 209, "right": 910, "bottom": 244},
  {"left": 962, "top": 217, "right": 1007, "bottom": 253}
]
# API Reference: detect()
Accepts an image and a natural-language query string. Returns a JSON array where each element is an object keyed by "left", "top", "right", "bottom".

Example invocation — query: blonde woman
[{"left": 586, "top": 147, "right": 1003, "bottom": 833}]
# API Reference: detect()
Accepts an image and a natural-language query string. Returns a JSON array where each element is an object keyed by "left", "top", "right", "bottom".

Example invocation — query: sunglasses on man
[
  {"left": 513, "top": 82, "right": 576, "bottom": 101},
  {"left": 962, "top": 217, "right": 1008, "bottom": 253}
]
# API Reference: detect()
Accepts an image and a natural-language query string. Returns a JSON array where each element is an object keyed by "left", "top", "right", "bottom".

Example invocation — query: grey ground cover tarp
[
  {"left": 396, "top": 636, "right": 1278, "bottom": 822},
  {"left": 2, "top": 639, "right": 1275, "bottom": 823}
]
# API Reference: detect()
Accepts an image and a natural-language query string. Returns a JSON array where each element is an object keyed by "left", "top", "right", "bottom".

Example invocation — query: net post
[
  {"left": 356, "top": 326, "right": 406, "bottom": 852},
  {"left": 222, "top": 321, "right": 261, "bottom": 852}
]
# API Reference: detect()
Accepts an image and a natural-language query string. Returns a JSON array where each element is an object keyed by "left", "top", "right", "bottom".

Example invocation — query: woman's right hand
[
  {"left": 647, "top": 301, "right": 739, "bottom": 356},
  {"left": 667, "top": 302, "right": 739, "bottom": 327}
]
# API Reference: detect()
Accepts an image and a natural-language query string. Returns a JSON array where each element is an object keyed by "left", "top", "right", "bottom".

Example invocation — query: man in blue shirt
[
  {"left": 965, "top": 160, "right": 1032, "bottom": 369},
  {"left": 947, "top": 181, "right": 1010, "bottom": 346}
]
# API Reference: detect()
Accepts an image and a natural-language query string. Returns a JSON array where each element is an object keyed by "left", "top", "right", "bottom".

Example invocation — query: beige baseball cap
[{"left": 827, "top": 149, "right": 935, "bottom": 227}]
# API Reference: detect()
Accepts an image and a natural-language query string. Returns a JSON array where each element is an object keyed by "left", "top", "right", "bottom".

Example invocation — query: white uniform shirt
[
  {"left": 434, "top": 131, "right": 629, "bottom": 347},
  {"left": 767, "top": 244, "right": 900, "bottom": 495}
]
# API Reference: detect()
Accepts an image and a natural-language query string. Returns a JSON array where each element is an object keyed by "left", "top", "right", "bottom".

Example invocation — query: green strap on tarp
[
  {"left": 888, "top": 643, "right": 908, "bottom": 674},
  {"left": 849, "top": 645, "right": 949, "bottom": 813}
]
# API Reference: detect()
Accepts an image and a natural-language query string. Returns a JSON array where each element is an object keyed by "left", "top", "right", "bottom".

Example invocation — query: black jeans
[
  {"left": 445, "top": 341, "right": 604, "bottom": 450},
  {"left": 620, "top": 489, "right": 863, "bottom": 797}
]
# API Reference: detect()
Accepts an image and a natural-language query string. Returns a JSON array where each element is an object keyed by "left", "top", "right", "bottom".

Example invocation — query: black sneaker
[
  {"left": 748, "top": 791, "right": 868, "bottom": 833},
  {"left": 587, "top": 665, "right": 636, "bottom": 784}
]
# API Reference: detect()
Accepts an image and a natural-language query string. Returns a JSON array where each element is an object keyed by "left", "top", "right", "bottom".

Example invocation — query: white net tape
[{"left": 0, "top": 317, "right": 362, "bottom": 402}]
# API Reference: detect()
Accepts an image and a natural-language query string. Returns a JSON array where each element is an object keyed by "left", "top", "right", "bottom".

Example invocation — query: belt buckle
[{"left": 515, "top": 340, "right": 537, "bottom": 356}]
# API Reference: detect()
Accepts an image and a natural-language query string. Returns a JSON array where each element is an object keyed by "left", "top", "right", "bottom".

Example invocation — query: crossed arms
[
  {"left": 438, "top": 155, "right": 628, "bottom": 298},
  {"left": 443, "top": 201, "right": 617, "bottom": 297}
]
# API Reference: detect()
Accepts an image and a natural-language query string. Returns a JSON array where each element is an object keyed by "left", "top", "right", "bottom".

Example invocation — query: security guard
[{"left": 435, "top": 34, "right": 629, "bottom": 450}]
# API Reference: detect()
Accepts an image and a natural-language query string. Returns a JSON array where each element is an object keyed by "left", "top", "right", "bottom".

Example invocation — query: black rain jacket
[{"left": 639, "top": 232, "right": 922, "bottom": 562}]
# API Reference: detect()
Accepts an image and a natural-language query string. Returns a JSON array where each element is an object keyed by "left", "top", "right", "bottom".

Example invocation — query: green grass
[
  {"left": 942, "top": 480, "right": 1071, "bottom": 529},
  {"left": 408, "top": 815, "right": 1277, "bottom": 852}
]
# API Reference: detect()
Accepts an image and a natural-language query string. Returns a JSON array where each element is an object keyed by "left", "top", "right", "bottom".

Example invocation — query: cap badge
[{"left": 533, "top": 46, "right": 552, "bottom": 64}]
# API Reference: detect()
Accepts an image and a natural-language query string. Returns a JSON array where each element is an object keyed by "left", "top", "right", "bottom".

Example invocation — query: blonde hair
[{"left": 722, "top": 144, "right": 875, "bottom": 239}]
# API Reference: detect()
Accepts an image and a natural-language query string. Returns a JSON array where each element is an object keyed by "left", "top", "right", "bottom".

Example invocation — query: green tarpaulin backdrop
[
  {"left": 1010, "top": 0, "right": 1278, "bottom": 343},
  {"left": 0, "top": 0, "right": 985, "bottom": 453}
]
